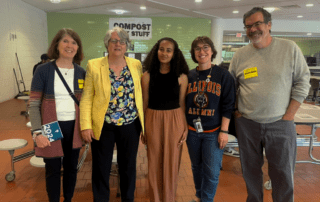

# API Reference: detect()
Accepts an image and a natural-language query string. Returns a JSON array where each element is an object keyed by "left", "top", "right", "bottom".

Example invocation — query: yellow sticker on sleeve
[
  {"left": 78, "top": 79, "right": 84, "bottom": 89},
  {"left": 244, "top": 67, "right": 258, "bottom": 79}
]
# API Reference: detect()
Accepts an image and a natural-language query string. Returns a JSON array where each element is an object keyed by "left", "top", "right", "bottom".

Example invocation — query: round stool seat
[
  {"left": 26, "top": 122, "right": 32, "bottom": 128},
  {"left": 228, "top": 134, "right": 237, "bottom": 142},
  {"left": 17, "top": 96, "right": 30, "bottom": 101},
  {"left": 30, "top": 156, "right": 45, "bottom": 167},
  {"left": 0, "top": 139, "right": 28, "bottom": 151}
]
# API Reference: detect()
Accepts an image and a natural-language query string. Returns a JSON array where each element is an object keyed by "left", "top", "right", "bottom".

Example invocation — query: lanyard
[{"left": 196, "top": 65, "right": 212, "bottom": 111}]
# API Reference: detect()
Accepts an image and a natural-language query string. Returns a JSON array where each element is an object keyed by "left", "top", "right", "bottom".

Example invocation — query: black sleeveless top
[{"left": 148, "top": 70, "right": 180, "bottom": 110}]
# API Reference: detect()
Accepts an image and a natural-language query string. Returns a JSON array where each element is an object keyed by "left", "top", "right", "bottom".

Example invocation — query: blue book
[{"left": 42, "top": 121, "right": 64, "bottom": 142}]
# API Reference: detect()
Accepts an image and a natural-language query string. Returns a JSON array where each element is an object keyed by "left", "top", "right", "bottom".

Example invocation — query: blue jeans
[{"left": 186, "top": 130, "right": 223, "bottom": 202}]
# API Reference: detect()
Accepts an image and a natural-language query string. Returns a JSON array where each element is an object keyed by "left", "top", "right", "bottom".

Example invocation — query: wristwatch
[{"left": 32, "top": 132, "right": 42, "bottom": 140}]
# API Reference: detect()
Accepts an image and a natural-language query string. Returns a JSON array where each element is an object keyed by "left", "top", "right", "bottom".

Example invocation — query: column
[{"left": 211, "top": 18, "right": 224, "bottom": 65}]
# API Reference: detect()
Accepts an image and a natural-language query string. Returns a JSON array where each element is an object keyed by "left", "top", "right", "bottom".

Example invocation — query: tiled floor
[{"left": 0, "top": 98, "right": 320, "bottom": 202}]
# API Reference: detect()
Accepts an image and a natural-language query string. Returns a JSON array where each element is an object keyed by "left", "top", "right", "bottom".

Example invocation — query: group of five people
[{"left": 29, "top": 6, "right": 310, "bottom": 202}]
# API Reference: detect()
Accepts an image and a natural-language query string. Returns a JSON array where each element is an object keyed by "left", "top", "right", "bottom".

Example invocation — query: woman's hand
[
  {"left": 35, "top": 135, "right": 51, "bottom": 148},
  {"left": 141, "top": 132, "right": 147, "bottom": 145},
  {"left": 81, "top": 129, "right": 95, "bottom": 143},
  {"left": 234, "top": 110, "right": 242, "bottom": 118},
  {"left": 178, "top": 127, "right": 188, "bottom": 147},
  {"left": 218, "top": 132, "right": 228, "bottom": 149}
]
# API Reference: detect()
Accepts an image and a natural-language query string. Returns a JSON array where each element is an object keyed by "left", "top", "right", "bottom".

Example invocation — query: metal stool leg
[{"left": 6, "top": 150, "right": 16, "bottom": 182}]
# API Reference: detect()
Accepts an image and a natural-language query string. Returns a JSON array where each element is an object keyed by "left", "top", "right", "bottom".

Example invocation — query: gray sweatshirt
[{"left": 229, "top": 37, "right": 310, "bottom": 123}]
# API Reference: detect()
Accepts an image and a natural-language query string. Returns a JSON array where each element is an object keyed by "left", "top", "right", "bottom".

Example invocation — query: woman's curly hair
[{"left": 143, "top": 37, "right": 189, "bottom": 77}]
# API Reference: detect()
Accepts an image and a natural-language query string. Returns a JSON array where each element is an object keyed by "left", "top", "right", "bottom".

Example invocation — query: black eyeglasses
[
  {"left": 244, "top": 21, "right": 265, "bottom": 30},
  {"left": 109, "top": 39, "right": 126, "bottom": 45},
  {"left": 195, "top": 45, "right": 210, "bottom": 52}
]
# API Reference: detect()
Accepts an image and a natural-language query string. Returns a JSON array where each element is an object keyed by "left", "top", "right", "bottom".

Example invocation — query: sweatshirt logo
[
  {"left": 187, "top": 81, "right": 221, "bottom": 96},
  {"left": 194, "top": 92, "right": 208, "bottom": 108},
  {"left": 187, "top": 80, "right": 221, "bottom": 117}
]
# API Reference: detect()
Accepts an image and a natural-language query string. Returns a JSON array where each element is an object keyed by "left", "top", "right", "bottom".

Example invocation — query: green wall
[
  {"left": 47, "top": 13, "right": 211, "bottom": 69},
  {"left": 296, "top": 40, "right": 320, "bottom": 56}
]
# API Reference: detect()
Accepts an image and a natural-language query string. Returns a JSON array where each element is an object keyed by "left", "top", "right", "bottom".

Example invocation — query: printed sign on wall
[{"left": 109, "top": 18, "right": 152, "bottom": 40}]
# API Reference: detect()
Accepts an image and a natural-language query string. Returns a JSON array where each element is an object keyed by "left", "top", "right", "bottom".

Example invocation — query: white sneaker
[{"left": 223, "top": 147, "right": 240, "bottom": 157}]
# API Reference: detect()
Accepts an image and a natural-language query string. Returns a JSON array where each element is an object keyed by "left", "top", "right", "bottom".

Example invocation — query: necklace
[
  {"left": 197, "top": 66, "right": 213, "bottom": 83},
  {"left": 64, "top": 68, "right": 71, "bottom": 75}
]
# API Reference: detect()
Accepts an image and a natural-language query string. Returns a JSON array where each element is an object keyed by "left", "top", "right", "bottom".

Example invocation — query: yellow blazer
[{"left": 80, "top": 56, "right": 144, "bottom": 140}]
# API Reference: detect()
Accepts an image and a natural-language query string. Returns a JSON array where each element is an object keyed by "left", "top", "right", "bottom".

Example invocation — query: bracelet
[
  {"left": 32, "top": 132, "right": 42, "bottom": 140},
  {"left": 220, "top": 130, "right": 229, "bottom": 134}
]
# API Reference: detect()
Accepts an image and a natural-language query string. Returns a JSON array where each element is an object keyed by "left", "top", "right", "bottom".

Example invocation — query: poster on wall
[{"left": 109, "top": 18, "right": 152, "bottom": 40}]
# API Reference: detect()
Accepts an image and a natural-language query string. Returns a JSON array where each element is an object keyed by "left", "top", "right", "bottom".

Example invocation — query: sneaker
[{"left": 223, "top": 147, "right": 240, "bottom": 157}]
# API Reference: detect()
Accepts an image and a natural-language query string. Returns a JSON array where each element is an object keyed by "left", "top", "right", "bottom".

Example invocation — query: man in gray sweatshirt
[{"left": 229, "top": 7, "right": 310, "bottom": 202}]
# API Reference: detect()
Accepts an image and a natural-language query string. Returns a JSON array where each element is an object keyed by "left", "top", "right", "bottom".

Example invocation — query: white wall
[
  {"left": 0, "top": 0, "right": 48, "bottom": 103},
  {"left": 223, "top": 18, "right": 320, "bottom": 33}
]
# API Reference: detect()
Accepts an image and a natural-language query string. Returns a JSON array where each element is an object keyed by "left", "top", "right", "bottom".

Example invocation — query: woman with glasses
[
  {"left": 185, "top": 36, "right": 236, "bottom": 202},
  {"left": 80, "top": 27, "right": 144, "bottom": 202},
  {"left": 141, "top": 37, "right": 189, "bottom": 202}
]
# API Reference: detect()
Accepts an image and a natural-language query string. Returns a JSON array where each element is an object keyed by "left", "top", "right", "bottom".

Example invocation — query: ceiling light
[
  {"left": 233, "top": 10, "right": 239, "bottom": 14},
  {"left": 195, "top": 0, "right": 202, "bottom": 2},
  {"left": 307, "top": 33, "right": 312, "bottom": 36},
  {"left": 112, "top": 9, "right": 126, "bottom": 14},
  {"left": 263, "top": 7, "right": 276, "bottom": 13},
  {"left": 297, "top": 15, "right": 303, "bottom": 18},
  {"left": 306, "top": 4, "right": 314, "bottom": 7},
  {"left": 140, "top": 6, "right": 146, "bottom": 10},
  {"left": 50, "top": 0, "right": 61, "bottom": 3},
  {"left": 233, "top": 0, "right": 241, "bottom": 1}
]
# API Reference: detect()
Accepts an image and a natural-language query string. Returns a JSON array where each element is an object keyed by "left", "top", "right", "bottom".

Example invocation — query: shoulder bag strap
[{"left": 52, "top": 61, "right": 79, "bottom": 106}]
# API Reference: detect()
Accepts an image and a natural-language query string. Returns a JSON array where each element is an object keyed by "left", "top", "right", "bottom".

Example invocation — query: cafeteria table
[{"left": 295, "top": 103, "right": 320, "bottom": 164}]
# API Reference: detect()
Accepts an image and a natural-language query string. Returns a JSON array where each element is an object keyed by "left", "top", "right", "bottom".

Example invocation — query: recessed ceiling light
[
  {"left": 233, "top": 10, "right": 239, "bottom": 14},
  {"left": 263, "top": 7, "right": 276, "bottom": 13},
  {"left": 306, "top": 4, "right": 314, "bottom": 7},
  {"left": 195, "top": 0, "right": 202, "bottom": 2},
  {"left": 297, "top": 15, "right": 303, "bottom": 18},
  {"left": 233, "top": 0, "right": 241, "bottom": 1},
  {"left": 140, "top": 6, "right": 146, "bottom": 10},
  {"left": 307, "top": 33, "right": 312, "bottom": 36},
  {"left": 50, "top": 0, "right": 60, "bottom": 3},
  {"left": 112, "top": 9, "right": 126, "bottom": 14}
]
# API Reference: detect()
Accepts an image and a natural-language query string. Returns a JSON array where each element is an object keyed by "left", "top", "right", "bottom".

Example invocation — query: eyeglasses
[
  {"left": 244, "top": 21, "right": 265, "bottom": 30},
  {"left": 109, "top": 39, "right": 126, "bottom": 45},
  {"left": 195, "top": 45, "right": 210, "bottom": 52}
]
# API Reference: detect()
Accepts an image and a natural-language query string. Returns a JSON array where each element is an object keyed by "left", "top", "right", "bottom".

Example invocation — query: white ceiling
[{"left": 22, "top": 0, "right": 320, "bottom": 21}]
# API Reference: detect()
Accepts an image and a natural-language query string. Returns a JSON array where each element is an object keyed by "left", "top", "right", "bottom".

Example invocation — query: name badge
[
  {"left": 244, "top": 67, "right": 258, "bottom": 79},
  {"left": 78, "top": 79, "right": 84, "bottom": 89}
]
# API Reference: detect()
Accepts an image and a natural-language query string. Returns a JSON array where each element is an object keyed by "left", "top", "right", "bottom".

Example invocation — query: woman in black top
[{"left": 141, "top": 37, "right": 189, "bottom": 202}]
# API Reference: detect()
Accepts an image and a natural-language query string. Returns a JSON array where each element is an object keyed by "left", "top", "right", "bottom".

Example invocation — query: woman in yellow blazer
[{"left": 80, "top": 27, "right": 144, "bottom": 202}]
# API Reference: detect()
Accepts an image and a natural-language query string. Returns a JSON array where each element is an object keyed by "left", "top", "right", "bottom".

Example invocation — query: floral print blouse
[{"left": 105, "top": 66, "right": 138, "bottom": 126}]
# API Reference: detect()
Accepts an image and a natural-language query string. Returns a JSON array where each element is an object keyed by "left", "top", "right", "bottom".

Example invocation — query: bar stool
[
  {"left": 17, "top": 95, "right": 30, "bottom": 117},
  {"left": 0, "top": 139, "right": 29, "bottom": 181}
]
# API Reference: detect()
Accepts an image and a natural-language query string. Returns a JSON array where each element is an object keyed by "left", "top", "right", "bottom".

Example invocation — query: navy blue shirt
[{"left": 185, "top": 65, "right": 236, "bottom": 131}]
